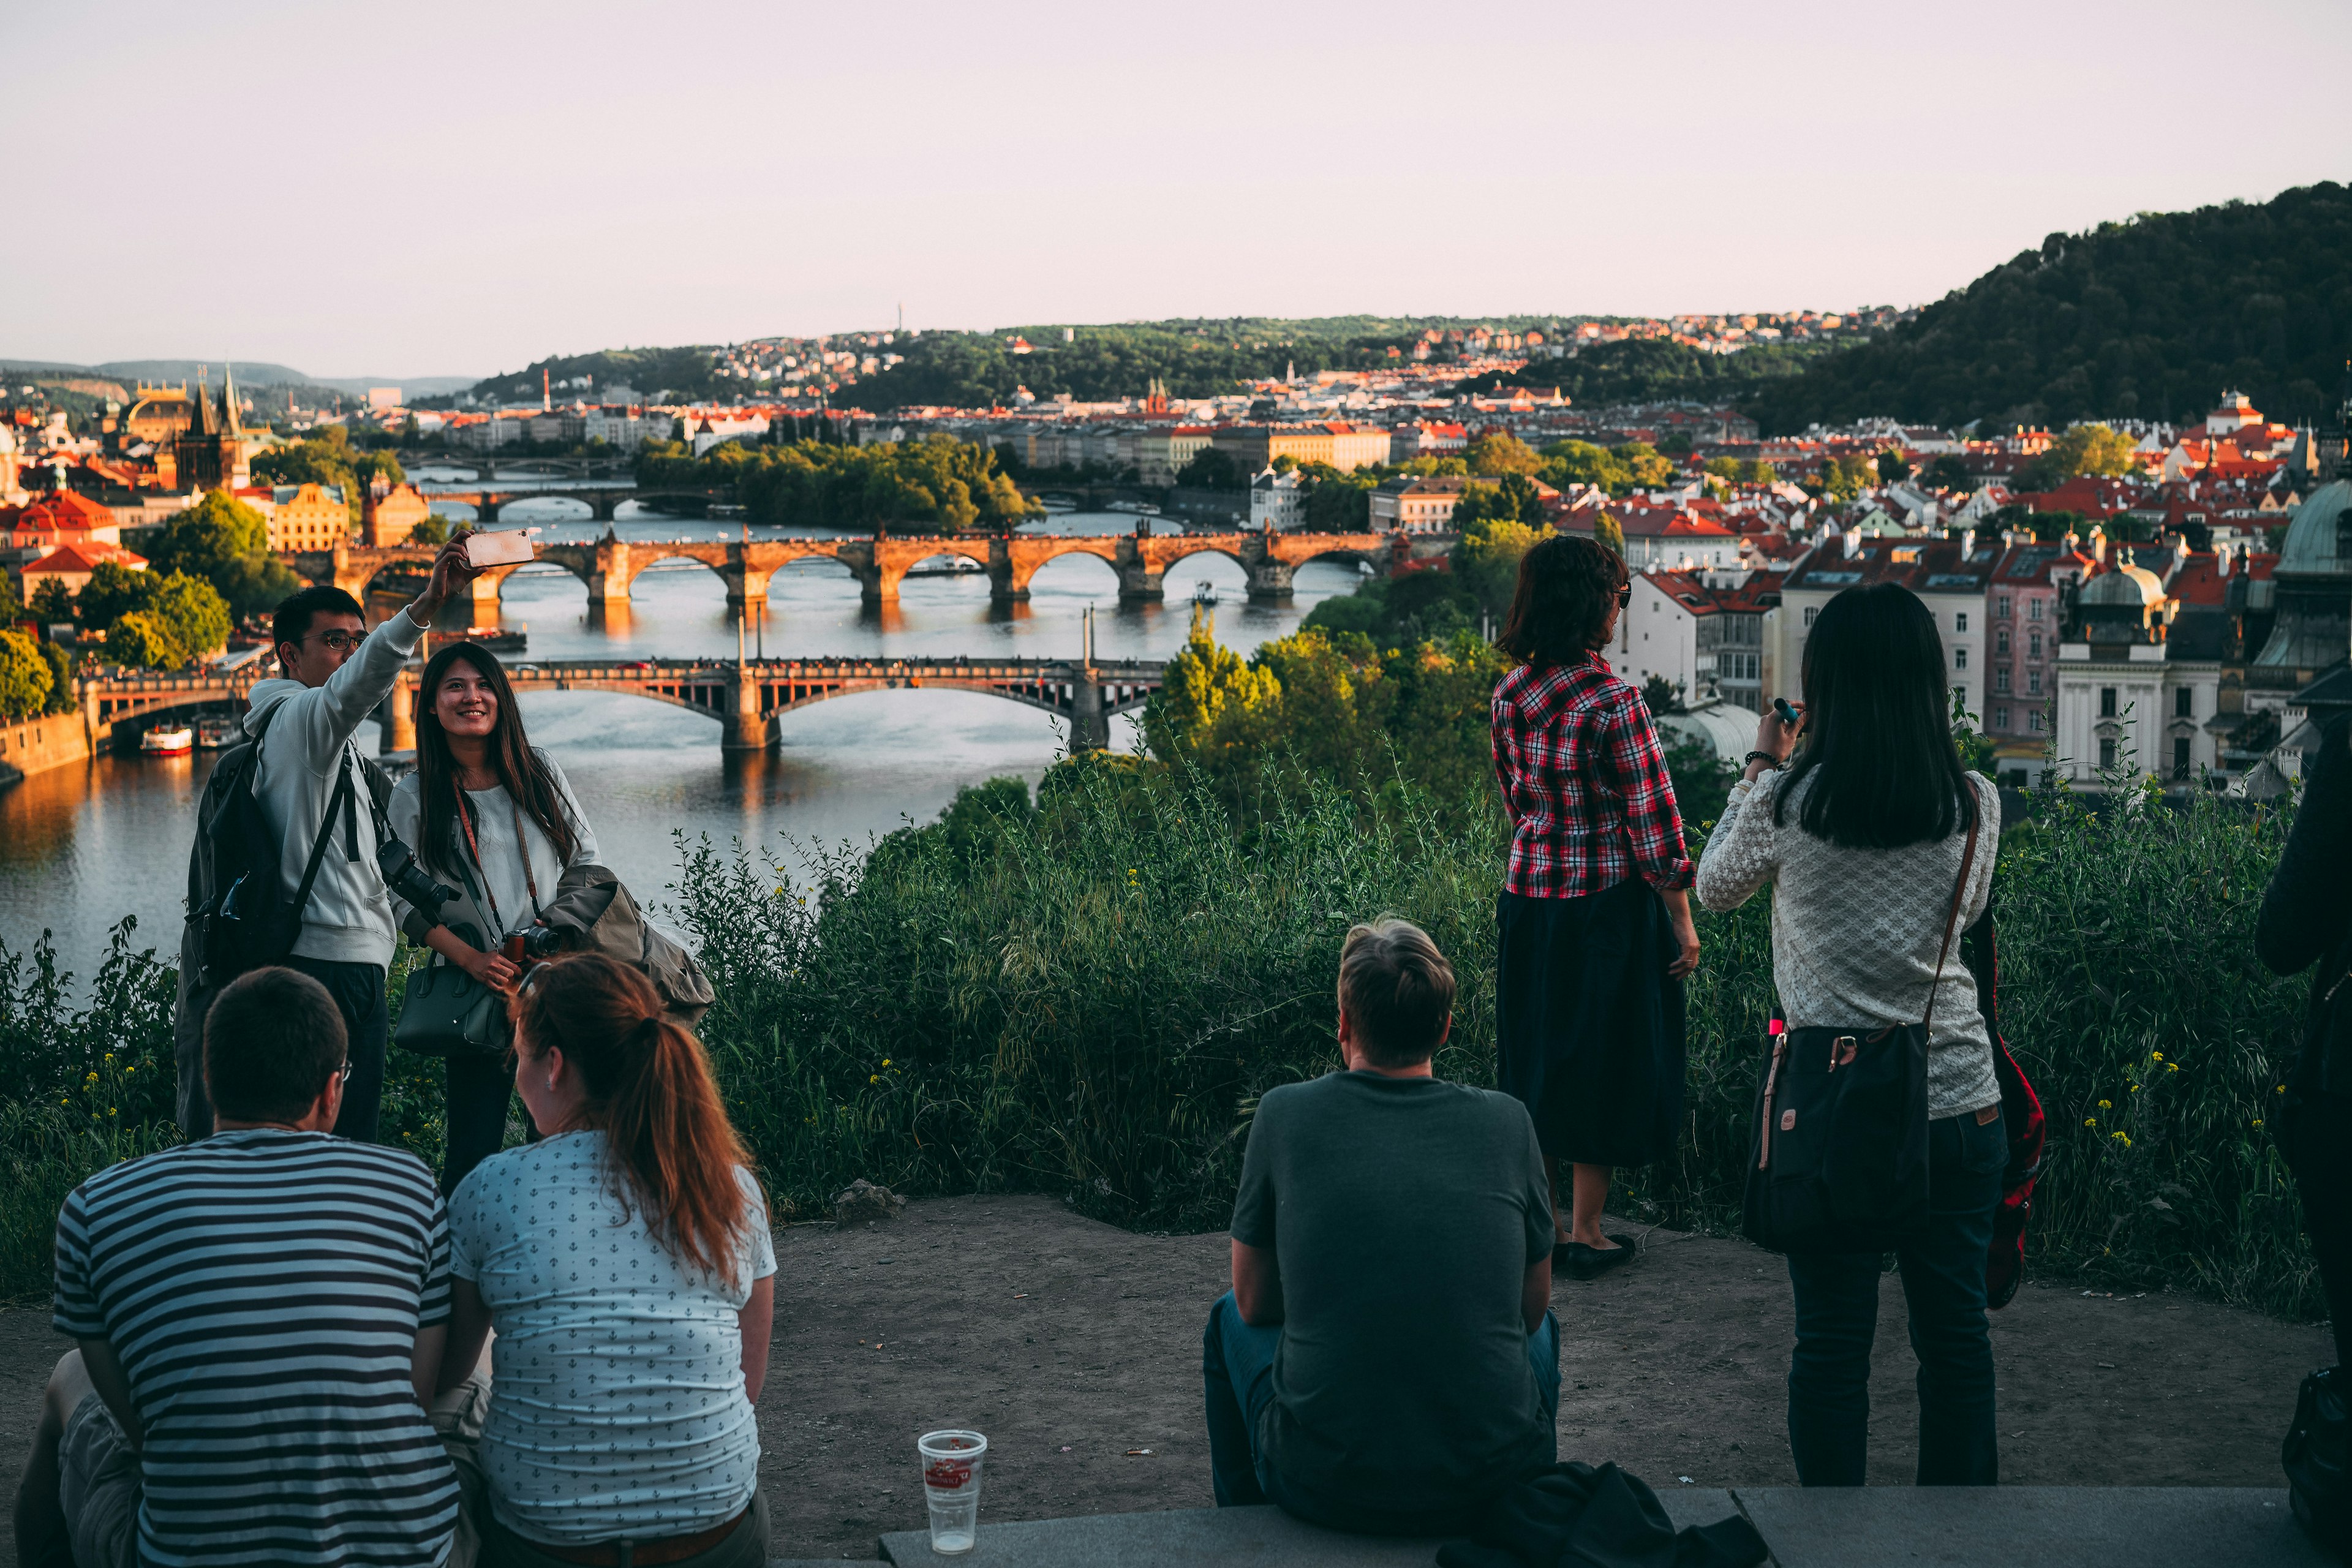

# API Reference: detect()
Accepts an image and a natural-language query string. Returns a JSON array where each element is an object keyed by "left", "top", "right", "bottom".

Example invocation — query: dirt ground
[{"left": 0, "top": 1193, "right": 2330, "bottom": 1564}]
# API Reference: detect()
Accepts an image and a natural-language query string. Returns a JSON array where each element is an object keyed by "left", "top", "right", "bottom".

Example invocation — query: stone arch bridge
[
  {"left": 72, "top": 655, "right": 1163, "bottom": 753},
  {"left": 410, "top": 484, "right": 725, "bottom": 522},
  {"left": 287, "top": 526, "right": 1434, "bottom": 616}
]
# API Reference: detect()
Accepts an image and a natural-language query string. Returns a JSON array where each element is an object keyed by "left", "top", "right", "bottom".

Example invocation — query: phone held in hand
[{"left": 465, "top": 529, "right": 535, "bottom": 567}]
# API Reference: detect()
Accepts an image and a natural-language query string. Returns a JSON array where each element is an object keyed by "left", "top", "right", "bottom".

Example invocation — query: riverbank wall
[{"left": 0, "top": 712, "right": 90, "bottom": 786}]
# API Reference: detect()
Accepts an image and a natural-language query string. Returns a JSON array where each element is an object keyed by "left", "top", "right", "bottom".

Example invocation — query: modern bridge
[
  {"left": 75, "top": 652, "right": 1163, "bottom": 752},
  {"left": 284, "top": 525, "right": 1442, "bottom": 616}
]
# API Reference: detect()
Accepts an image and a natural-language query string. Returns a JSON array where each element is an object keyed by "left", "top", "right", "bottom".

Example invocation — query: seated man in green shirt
[{"left": 1204, "top": 917, "right": 1560, "bottom": 1536}]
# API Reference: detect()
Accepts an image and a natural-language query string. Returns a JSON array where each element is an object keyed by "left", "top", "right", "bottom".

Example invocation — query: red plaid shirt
[{"left": 1491, "top": 654, "right": 1694, "bottom": 898}]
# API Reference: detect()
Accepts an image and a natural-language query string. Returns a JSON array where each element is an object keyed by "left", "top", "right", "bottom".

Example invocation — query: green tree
[
  {"left": 0, "top": 630, "right": 53, "bottom": 719},
  {"left": 1142, "top": 607, "right": 1281, "bottom": 758},
  {"left": 2051, "top": 422, "right": 2139, "bottom": 478},
  {"left": 1594, "top": 513, "right": 1627, "bottom": 557},
  {"left": 75, "top": 562, "right": 158, "bottom": 631},
  {"left": 145, "top": 491, "right": 301, "bottom": 617},
  {"left": 1615, "top": 442, "right": 1673, "bottom": 492},
  {"left": 36, "top": 640, "right": 73, "bottom": 713},
  {"left": 104, "top": 612, "right": 184, "bottom": 670},
  {"left": 150, "top": 573, "right": 232, "bottom": 657},
  {"left": 1657, "top": 429, "right": 1695, "bottom": 457},
  {"left": 1877, "top": 448, "right": 1912, "bottom": 482},
  {"left": 0, "top": 575, "right": 20, "bottom": 627},
  {"left": 1464, "top": 431, "right": 1543, "bottom": 475},
  {"left": 28, "top": 579, "right": 77, "bottom": 627},
  {"left": 408, "top": 513, "right": 451, "bottom": 546},
  {"left": 1924, "top": 453, "right": 1974, "bottom": 491}
]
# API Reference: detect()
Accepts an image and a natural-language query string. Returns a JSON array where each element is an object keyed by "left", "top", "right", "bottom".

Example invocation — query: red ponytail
[{"left": 512, "top": 953, "right": 758, "bottom": 1284}]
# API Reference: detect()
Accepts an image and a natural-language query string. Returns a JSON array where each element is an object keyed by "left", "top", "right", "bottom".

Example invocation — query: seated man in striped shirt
[{"left": 15, "top": 967, "right": 461, "bottom": 1568}]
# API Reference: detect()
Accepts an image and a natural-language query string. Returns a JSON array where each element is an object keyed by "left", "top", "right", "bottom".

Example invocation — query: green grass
[{"left": 0, "top": 763, "right": 2326, "bottom": 1320}]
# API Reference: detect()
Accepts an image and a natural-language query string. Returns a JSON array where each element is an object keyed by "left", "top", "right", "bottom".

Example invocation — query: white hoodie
[{"left": 244, "top": 607, "right": 426, "bottom": 968}]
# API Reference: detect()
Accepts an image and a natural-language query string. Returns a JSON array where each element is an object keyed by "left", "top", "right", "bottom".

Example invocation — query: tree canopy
[
  {"left": 0, "top": 630, "right": 53, "bottom": 720},
  {"left": 143, "top": 491, "right": 302, "bottom": 618},
  {"left": 1741, "top": 182, "right": 2352, "bottom": 432},
  {"left": 636, "top": 435, "right": 1036, "bottom": 534}
]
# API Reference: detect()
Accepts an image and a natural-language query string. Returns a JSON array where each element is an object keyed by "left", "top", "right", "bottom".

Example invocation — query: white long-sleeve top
[
  {"left": 388, "top": 753, "right": 599, "bottom": 948},
  {"left": 245, "top": 607, "right": 427, "bottom": 967},
  {"left": 1694, "top": 767, "right": 2002, "bottom": 1120}
]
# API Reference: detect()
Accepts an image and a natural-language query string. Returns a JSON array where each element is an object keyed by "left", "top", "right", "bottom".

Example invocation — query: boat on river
[
  {"left": 1191, "top": 581, "right": 1219, "bottom": 608},
  {"left": 1106, "top": 499, "right": 1161, "bottom": 516},
  {"left": 195, "top": 716, "right": 240, "bottom": 749},
  {"left": 905, "top": 560, "right": 985, "bottom": 579},
  {"left": 140, "top": 726, "right": 194, "bottom": 755}
]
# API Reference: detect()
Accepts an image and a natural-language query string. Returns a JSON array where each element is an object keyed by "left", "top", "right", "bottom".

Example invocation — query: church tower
[{"left": 173, "top": 365, "right": 251, "bottom": 491}]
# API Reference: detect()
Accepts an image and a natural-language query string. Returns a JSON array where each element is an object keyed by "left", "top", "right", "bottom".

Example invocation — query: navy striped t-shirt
[{"left": 53, "top": 1129, "right": 461, "bottom": 1567}]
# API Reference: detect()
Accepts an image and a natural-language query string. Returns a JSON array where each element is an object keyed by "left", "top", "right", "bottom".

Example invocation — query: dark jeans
[
  {"left": 443, "top": 1051, "right": 524, "bottom": 1196},
  {"left": 285, "top": 957, "right": 388, "bottom": 1144},
  {"left": 2282, "top": 1091, "right": 2352, "bottom": 1367},
  {"left": 1785, "top": 1107, "right": 2005, "bottom": 1487},
  {"left": 1202, "top": 1291, "right": 1559, "bottom": 1535}
]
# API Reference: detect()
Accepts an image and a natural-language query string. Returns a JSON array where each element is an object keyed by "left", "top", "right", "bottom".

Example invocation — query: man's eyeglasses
[
  {"left": 1616, "top": 585, "right": 1633, "bottom": 608},
  {"left": 336, "top": 1061, "right": 353, "bottom": 1085},
  {"left": 307, "top": 631, "right": 364, "bottom": 652}
]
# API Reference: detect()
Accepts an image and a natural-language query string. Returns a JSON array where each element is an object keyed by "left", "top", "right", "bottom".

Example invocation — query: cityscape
[{"left": 4, "top": 1, "right": 2352, "bottom": 1559}]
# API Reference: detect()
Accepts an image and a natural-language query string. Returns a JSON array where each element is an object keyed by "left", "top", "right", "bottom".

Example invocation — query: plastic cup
[{"left": 917, "top": 1429, "right": 987, "bottom": 1554}]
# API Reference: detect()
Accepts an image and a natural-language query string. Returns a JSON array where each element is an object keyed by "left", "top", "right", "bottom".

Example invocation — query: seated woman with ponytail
[{"left": 435, "top": 953, "right": 776, "bottom": 1568}]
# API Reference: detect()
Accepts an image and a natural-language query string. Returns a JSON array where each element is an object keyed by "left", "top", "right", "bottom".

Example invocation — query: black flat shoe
[
  {"left": 1604, "top": 1232, "right": 1640, "bottom": 1253},
  {"left": 1551, "top": 1241, "right": 1578, "bottom": 1270},
  {"left": 1562, "top": 1241, "right": 1634, "bottom": 1280}
]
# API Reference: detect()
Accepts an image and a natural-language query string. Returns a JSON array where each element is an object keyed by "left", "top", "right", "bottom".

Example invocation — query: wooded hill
[{"left": 1741, "top": 182, "right": 2352, "bottom": 435}]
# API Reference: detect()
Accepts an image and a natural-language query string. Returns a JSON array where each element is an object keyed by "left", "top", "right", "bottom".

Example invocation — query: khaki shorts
[{"left": 58, "top": 1393, "right": 140, "bottom": 1568}]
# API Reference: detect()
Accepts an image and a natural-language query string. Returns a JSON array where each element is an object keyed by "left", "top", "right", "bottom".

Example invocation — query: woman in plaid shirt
[{"left": 1491, "top": 536, "right": 1701, "bottom": 1280}]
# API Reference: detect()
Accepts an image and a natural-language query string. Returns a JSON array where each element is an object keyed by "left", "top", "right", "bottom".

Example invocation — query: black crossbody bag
[{"left": 1743, "top": 814, "right": 1980, "bottom": 1256}]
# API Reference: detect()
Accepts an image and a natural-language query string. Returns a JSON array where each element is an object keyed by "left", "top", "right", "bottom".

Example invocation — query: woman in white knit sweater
[{"left": 1695, "top": 581, "right": 2003, "bottom": 1488}]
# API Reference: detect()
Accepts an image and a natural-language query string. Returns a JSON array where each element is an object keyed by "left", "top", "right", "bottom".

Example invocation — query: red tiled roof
[{"left": 29, "top": 543, "right": 145, "bottom": 573}]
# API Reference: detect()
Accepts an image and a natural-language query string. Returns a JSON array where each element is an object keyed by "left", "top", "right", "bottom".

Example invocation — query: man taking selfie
[{"left": 176, "top": 537, "right": 480, "bottom": 1139}]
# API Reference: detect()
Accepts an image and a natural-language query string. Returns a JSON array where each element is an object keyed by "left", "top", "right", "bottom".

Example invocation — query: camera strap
[{"left": 451, "top": 781, "right": 543, "bottom": 934}]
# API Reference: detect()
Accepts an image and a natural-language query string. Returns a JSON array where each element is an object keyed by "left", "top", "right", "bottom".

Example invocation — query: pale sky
[{"left": 7, "top": 0, "right": 2348, "bottom": 380}]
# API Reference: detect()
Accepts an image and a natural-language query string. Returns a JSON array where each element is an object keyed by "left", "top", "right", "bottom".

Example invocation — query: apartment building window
[
  {"left": 1997, "top": 628, "right": 2011, "bottom": 655},
  {"left": 1996, "top": 596, "right": 2011, "bottom": 619},
  {"left": 1804, "top": 606, "right": 1819, "bottom": 628},
  {"left": 1953, "top": 646, "right": 1969, "bottom": 669},
  {"left": 2100, "top": 738, "right": 2118, "bottom": 769},
  {"left": 1956, "top": 612, "right": 1969, "bottom": 633},
  {"left": 2029, "top": 598, "right": 2044, "bottom": 621},
  {"left": 1996, "top": 667, "right": 2011, "bottom": 693},
  {"left": 2030, "top": 710, "right": 2045, "bottom": 733},
  {"left": 2028, "top": 670, "right": 2043, "bottom": 695},
  {"left": 2029, "top": 630, "right": 2043, "bottom": 657},
  {"left": 2173, "top": 737, "right": 2192, "bottom": 781},
  {"left": 1994, "top": 706, "right": 2011, "bottom": 729},
  {"left": 2099, "top": 687, "right": 2118, "bottom": 717},
  {"left": 2175, "top": 687, "right": 2193, "bottom": 717}
]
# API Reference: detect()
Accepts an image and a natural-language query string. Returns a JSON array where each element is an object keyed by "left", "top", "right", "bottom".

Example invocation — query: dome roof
[
  {"left": 2277, "top": 477, "right": 2352, "bottom": 576},
  {"left": 2081, "top": 560, "right": 2163, "bottom": 607}
]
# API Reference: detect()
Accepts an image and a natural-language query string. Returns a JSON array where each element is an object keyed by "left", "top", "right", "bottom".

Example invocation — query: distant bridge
[
  {"left": 409, "top": 484, "right": 729, "bottom": 522},
  {"left": 284, "top": 526, "right": 1440, "bottom": 616},
  {"left": 74, "top": 654, "right": 1162, "bottom": 752}
]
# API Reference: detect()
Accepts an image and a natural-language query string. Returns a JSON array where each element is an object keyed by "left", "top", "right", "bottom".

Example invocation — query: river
[{"left": 1, "top": 488, "right": 1364, "bottom": 979}]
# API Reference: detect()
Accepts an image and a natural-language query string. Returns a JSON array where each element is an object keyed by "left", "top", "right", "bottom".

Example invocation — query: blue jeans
[
  {"left": 1201, "top": 1292, "right": 1560, "bottom": 1534},
  {"left": 1785, "top": 1107, "right": 2005, "bottom": 1487}
]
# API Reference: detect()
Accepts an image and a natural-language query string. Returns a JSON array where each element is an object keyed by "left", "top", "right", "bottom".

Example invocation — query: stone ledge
[{"left": 861, "top": 1487, "right": 2325, "bottom": 1567}]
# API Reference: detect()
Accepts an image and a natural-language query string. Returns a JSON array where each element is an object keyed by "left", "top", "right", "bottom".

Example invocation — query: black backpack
[
  {"left": 184, "top": 703, "right": 391, "bottom": 990},
  {"left": 2287, "top": 1367, "right": 2352, "bottom": 1556}
]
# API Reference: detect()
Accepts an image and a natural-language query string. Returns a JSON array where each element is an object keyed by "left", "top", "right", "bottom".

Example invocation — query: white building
[
  {"left": 584, "top": 410, "right": 674, "bottom": 451},
  {"left": 1768, "top": 533, "right": 1996, "bottom": 718},
  {"left": 1248, "top": 467, "right": 1306, "bottom": 531}
]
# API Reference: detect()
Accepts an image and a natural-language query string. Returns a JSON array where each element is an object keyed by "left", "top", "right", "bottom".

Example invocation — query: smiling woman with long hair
[{"left": 387, "top": 640, "right": 600, "bottom": 1193}]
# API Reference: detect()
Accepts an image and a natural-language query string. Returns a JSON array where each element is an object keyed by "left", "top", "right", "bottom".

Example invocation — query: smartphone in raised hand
[{"left": 464, "top": 529, "right": 535, "bottom": 567}]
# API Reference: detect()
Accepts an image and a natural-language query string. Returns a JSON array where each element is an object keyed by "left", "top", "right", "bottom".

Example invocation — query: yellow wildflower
[
  {"left": 2253, "top": 1119, "right": 2265, "bottom": 1129},
  {"left": 2084, "top": 1117, "right": 2097, "bottom": 1128},
  {"left": 869, "top": 1074, "right": 880, "bottom": 1084},
  {"left": 2097, "top": 1099, "right": 2111, "bottom": 1109}
]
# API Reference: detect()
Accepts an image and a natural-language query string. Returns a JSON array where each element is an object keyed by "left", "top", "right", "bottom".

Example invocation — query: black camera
[
  {"left": 522, "top": 923, "right": 567, "bottom": 959},
  {"left": 377, "top": 836, "right": 456, "bottom": 913}
]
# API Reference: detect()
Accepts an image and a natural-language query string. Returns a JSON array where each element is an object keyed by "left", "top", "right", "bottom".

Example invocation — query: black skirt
[{"left": 1496, "top": 879, "right": 1686, "bottom": 1166}]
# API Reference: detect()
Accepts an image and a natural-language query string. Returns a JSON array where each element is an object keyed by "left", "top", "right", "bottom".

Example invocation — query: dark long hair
[
  {"left": 1496, "top": 535, "right": 1626, "bottom": 668},
  {"left": 415, "top": 641, "right": 579, "bottom": 875},
  {"left": 513, "top": 953, "right": 759, "bottom": 1284},
  {"left": 1773, "top": 582, "right": 1977, "bottom": 848}
]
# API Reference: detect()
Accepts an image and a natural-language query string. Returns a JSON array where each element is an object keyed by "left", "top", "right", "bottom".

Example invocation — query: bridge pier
[
  {"left": 1118, "top": 562, "right": 1165, "bottom": 602},
  {"left": 475, "top": 495, "right": 503, "bottom": 524},
  {"left": 1070, "top": 672, "right": 1110, "bottom": 751},
  {"left": 591, "top": 494, "right": 621, "bottom": 522},
  {"left": 1245, "top": 560, "right": 1297, "bottom": 602},
  {"left": 720, "top": 669, "right": 771, "bottom": 750},
  {"left": 987, "top": 543, "right": 1027, "bottom": 604},
  {"left": 721, "top": 566, "right": 772, "bottom": 612},
  {"left": 378, "top": 673, "right": 417, "bottom": 755}
]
